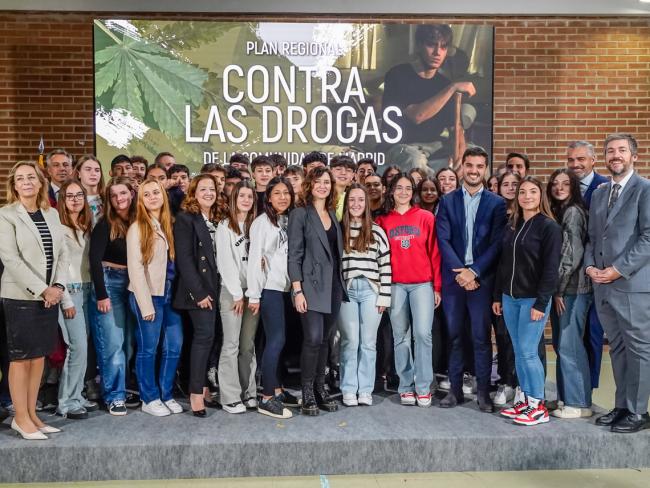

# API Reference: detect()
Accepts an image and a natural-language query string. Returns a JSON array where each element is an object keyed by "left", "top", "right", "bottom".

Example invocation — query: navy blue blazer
[
  {"left": 583, "top": 171, "right": 609, "bottom": 209},
  {"left": 436, "top": 187, "right": 507, "bottom": 287}
]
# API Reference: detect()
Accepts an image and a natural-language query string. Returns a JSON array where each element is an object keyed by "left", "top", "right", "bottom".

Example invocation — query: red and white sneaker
[
  {"left": 416, "top": 392, "right": 432, "bottom": 408},
  {"left": 500, "top": 400, "right": 528, "bottom": 419},
  {"left": 513, "top": 403, "right": 549, "bottom": 426},
  {"left": 400, "top": 392, "right": 416, "bottom": 406}
]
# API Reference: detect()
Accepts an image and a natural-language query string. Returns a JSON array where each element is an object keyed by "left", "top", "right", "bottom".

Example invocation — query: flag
[{"left": 38, "top": 135, "right": 45, "bottom": 168}]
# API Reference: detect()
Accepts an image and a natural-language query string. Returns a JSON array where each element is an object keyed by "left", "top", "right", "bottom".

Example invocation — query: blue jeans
[
  {"left": 551, "top": 293, "right": 593, "bottom": 407},
  {"left": 339, "top": 277, "right": 383, "bottom": 395},
  {"left": 58, "top": 283, "right": 90, "bottom": 414},
  {"left": 129, "top": 281, "right": 183, "bottom": 404},
  {"left": 389, "top": 282, "right": 435, "bottom": 395},
  {"left": 88, "top": 268, "right": 134, "bottom": 404},
  {"left": 502, "top": 294, "right": 550, "bottom": 400}
]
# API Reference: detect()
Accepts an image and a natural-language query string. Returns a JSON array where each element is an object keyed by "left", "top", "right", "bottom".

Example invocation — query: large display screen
[{"left": 94, "top": 20, "right": 493, "bottom": 173}]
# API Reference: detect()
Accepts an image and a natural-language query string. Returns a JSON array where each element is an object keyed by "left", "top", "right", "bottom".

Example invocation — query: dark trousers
[
  {"left": 442, "top": 283, "right": 493, "bottom": 395},
  {"left": 260, "top": 290, "right": 288, "bottom": 396},
  {"left": 585, "top": 302, "right": 604, "bottom": 389},
  {"left": 376, "top": 311, "right": 395, "bottom": 379},
  {"left": 187, "top": 308, "right": 217, "bottom": 395},
  {"left": 0, "top": 304, "right": 10, "bottom": 404},
  {"left": 431, "top": 308, "right": 448, "bottom": 376},
  {"left": 300, "top": 307, "right": 340, "bottom": 385},
  {"left": 493, "top": 313, "right": 517, "bottom": 386}
]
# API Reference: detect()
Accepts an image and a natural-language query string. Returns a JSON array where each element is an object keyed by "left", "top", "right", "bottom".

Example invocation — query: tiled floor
[{"left": 3, "top": 352, "right": 640, "bottom": 488}]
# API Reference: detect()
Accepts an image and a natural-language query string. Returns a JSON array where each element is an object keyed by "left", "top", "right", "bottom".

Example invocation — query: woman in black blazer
[
  {"left": 173, "top": 174, "right": 223, "bottom": 417},
  {"left": 288, "top": 166, "right": 347, "bottom": 416}
]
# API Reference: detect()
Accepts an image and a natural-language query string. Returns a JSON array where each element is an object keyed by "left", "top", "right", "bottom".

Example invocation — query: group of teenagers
[{"left": 1, "top": 131, "right": 649, "bottom": 441}]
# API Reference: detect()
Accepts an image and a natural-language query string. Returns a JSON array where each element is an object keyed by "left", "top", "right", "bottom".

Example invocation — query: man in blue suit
[
  {"left": 567, "top": 141, "right": 609, "bottom": 390},
  {"left": 436, "top": 147, "right": 508, "bottom": 412}
]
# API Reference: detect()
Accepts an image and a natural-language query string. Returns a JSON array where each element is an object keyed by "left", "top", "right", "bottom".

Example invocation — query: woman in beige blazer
[
  {"left": 127, "top": 178, "right": 183, "bottom": 417},
  {"left": 0, "top": 161, "right": 69, "bottom": 440}
]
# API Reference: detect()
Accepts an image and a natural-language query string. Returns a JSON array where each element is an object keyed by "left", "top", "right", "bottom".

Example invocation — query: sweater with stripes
[{"left": 342, "top": 222, "right": 392, "bottom": 308}]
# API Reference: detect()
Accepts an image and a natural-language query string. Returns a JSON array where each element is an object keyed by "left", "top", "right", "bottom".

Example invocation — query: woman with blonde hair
[
  {"left": 0, "top": 162, "right": 69, "bottom": 439},
  {"left": 127, "top": 178, "right": 183, "bottom": 417}
]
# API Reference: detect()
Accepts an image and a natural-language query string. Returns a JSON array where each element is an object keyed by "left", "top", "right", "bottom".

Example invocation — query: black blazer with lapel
[
  {"left": 173, "top": 210, "right": 220, "bottom": 310},
  {"left": 288, "top": 205, "right": 347, "bottom": 314}
]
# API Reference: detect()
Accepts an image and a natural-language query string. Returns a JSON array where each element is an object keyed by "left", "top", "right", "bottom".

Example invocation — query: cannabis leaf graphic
[{"left": 94, "top": 20, "right": 208, "bottom": 138}]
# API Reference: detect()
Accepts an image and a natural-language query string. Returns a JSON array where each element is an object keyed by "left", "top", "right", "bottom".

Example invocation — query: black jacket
[
  {"left": 494, "top": 213, "right": 562, "bottom": 312},
  {"left": 173, "top": 211, "right": 220, "bottom": 310}
]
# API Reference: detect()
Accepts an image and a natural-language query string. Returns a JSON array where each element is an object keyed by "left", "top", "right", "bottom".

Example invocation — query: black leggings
[
  {"left": 187, "top": 308, "right": 216, "bottom": 394},
  {"left": 260, "top": 290, "right": 288, "bottom": 396}
]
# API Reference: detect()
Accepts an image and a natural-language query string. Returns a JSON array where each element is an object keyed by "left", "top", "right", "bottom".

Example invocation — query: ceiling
[{"left": 2, "top": 0, "right": 650, "bottom": 15}]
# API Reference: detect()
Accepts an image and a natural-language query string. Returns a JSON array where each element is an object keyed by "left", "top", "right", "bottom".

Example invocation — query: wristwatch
[
  {"left": 53, "top": 283, "right": 65, "bottom": 291},
  {"left": 291, "top": 289, "right": 303, "bottom": 298}
]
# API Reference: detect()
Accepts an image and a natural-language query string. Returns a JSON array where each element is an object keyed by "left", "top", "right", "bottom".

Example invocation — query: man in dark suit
[
  {"left": 584, "top": 133, "right": 650, "bottom": 433},
  {"left": 436, "top": 147, "right": 507, "bottom": 411},
  {"left": 567, "top": 141, "right": 609, "bottom": 390},
  {"left": 45, "top": 148, "right": 73, "bottom": 207}
]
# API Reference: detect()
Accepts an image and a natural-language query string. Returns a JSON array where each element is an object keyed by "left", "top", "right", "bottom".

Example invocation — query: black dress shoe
[
  {"left": 57, "top": 408, "right": 89, "bottom": 420},
  {"left": 204, "top": 398, "right": 220, "bottom": 409},
  {"left": 192, "top": 409, "right": 207, "bottom": 418},
  {"left": 439, "top": 391, "right": 463, "bottom": 408},
  {"left": 611, "top": 413, "right": 650, "bottom": 433},
  {"left": 477, "top": 393, "right": 494, "bottom": 413},
  {"left": 595, "top": 408, "right": 629, "bottom": 426}
]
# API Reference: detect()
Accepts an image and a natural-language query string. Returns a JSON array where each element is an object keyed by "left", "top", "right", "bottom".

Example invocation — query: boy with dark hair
[
  {"left": 301, "top": 151, "right": 327, "bottom": 174},
  {"left": 110, "top": 154, "right": 133, "bottom": 179},
  {"left": 356, "top": 158, "right": 377, "bottom": 184},
  {"left": 251, "top": 155, "right": 275, "bottom": 216},
  {"left": 167, "top": 164, "right": 191, "bottom": 193},
  {"left": 330, "top": 155, "right": 357, "bottom": 220},
  {"left": 269, "top": 153, "right": 288, "bottom": 176},
  {"left": 229, "top": 153, "right": 250, "bottom": 171},
  {"left": 224, "top": 166, "right": 243, "bottom": 197},
  {"left": 154, "top": 151, "right": 176, "bottom": 170}
]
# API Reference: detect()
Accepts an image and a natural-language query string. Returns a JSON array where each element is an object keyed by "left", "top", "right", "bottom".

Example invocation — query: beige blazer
[
  {"left": 127, "top": 220, "right": 169, "bottom": 318},
  {"left": 0, "top": 202, "right": 69, "bottom": 301}
]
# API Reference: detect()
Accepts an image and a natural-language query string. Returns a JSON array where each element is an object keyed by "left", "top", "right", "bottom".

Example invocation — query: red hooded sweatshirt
[{"left": 376, "top": 206, "right": 441, "bottom": 292}]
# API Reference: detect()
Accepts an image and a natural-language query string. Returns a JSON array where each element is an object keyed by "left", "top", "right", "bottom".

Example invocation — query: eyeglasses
[{"left": 65, "top": 193, "right": 85, "bottom": 201}]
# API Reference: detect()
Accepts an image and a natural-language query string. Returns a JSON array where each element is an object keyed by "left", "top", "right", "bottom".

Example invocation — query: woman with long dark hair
[
  {"left": 288, "top": 166, "right": 346, "bottom": 415},
  {"left": 216, "top": 181, "right": 260, "bottom": 414},
  {"left": 127, "top": 178, "right": 183, "bottom": 417},
  {"left": 173, "top": 174, "right": 222, "bottom": 417},
  {"left": 493, "top": 177, "right": 561, "bottom": 426},
  {"left": 547, "top": 169, "right": 593, "bottom": 419},
  {"left": 338, "top": 184, "right": 391, "bottom": 406},
  {"left": 435, "top": 167, "right": 459, "bottom": 196},
  {"left": 417, "top": 176, "right": 441, "bottom": 214},
  {"left": 247, "top": 176, "right": 295, "bottom": 419},
  {"left": 376, "top": 173, "right": 441, "bottom": 407}
]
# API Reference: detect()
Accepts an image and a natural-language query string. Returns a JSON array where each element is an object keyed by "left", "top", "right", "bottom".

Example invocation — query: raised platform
[{"left": 1, "top": 386, "right": 649, "bottom": 483}]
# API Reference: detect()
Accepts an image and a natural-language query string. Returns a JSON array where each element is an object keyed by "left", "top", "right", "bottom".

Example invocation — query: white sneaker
[
  {"left": 223, "top": 402, "right": 246, "bottom": 414},
  {"left": 493, "top": 384, "right": 515, "bottom": 407},
  {"left": 142, "top": 399, "right": 171, "bottom": 417},
  {"left": 550, "top": 406, "right": 593, "bottom": 419},
  {"left": 164, "top": 399, "right": 183, "bottom": 414},
  {"left": 438, "top": 376, "right": 451, "bottom": 390},
  {"left": 243, "top": 397, "right": 258, "bottom": 409},
  {"left": 358, "top": 393, "right": 373, "bottom": 406},
  {"left": 462, "top": 373, "right": 477, "bottom": 395},
  {"left": 513, "top": 386, "right": 525, "bottom": 404},
  {"left": 342, "top": 394, "right": 358, "bottom": 407}
]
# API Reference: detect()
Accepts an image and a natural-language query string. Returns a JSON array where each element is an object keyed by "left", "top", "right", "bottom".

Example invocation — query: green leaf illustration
[{"left": 94, "top": 20, "right": 208, "bottom": 138}]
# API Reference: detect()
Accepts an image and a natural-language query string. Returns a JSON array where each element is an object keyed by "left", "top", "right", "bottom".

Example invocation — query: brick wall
[{"left": 1, "top": 12, "right": 649, "bottom": 197}]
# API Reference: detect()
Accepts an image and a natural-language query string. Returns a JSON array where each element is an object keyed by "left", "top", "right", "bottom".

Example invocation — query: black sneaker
[
  {"left": 257, "top": 396, "right": 292, "bottom": 419},
  {"left": 125, "top": 393, "right": 141, "bottom": 409},
  {"left": 57, "top": 407, "right": 88, "bottom": 420},
  {"left": 108, "top": 400, "right": 127, "bottom": 416},
  {"left": 277, "top": 390, "right": 300, "bottom": 407}
]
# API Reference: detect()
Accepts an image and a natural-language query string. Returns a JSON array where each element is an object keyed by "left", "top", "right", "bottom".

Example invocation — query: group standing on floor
[{"left": 0, "top": 133, "right": 649, "bottom": 441}]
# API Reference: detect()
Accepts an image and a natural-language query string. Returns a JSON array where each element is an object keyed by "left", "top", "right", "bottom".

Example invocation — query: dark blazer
[
  {"left": 287, "top": 205, "right": 347, "bottom": 314},
  {"left": 172, "top": 210, "right": 220, "bottom": 310},
  {"left": 584, "top": 172, "right": 650, "bottom": 293},
  {"left": 583, "top": 171, "right": 609, "bottom": 209},
  {"left": 436, "top": 187, "right": 507, "bottom": 288}
]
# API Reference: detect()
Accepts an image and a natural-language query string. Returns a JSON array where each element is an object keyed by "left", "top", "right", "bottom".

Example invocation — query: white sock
[{"left": 528, "top": 396, "right": 540, "bottom": 408}]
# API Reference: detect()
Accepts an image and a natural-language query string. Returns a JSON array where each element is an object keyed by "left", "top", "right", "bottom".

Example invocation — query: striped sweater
[{"left": 342, "top": 222, "right": 392, "bottom": 308}]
